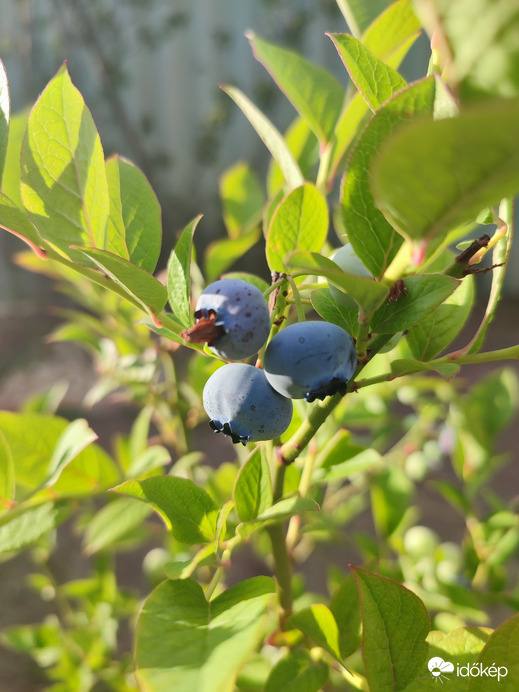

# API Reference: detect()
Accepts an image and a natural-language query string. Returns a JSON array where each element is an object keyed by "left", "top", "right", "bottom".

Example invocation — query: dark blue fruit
[
  {"left": 263, "top": 321, "right": 357, "bottom": 402},
  {"left": 182, "top": 279, "right": 270, "bottom": 360},
  {"left": 203, "top": 363, "right": 293, "bottom": 444}
]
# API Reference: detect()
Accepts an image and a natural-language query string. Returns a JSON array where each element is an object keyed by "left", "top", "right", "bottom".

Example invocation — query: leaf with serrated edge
[
  {"left": 267, "top": 185, "right": 328, "bottom": 273},
  {"left": 371, "top": 274, "right": 460, "bottom": 333},
  {"left": 105, "top": 155, "right": 162, "bottom": 273},
  {"left": 249, "top": 34, "right": 345, "bottom": 144},
  {"left": 167, "top": 215, "right": 202, "bottom": 327},
  {"left": 330, "top": 34, "right": 406, "bottom": 112},
  {"left": 372, "top": 100, "right": 519, "bottom": 244},
  {"left": 21, "top": 64, "right": 109, "bottom": 262},
  {"left": 75, "top": 247, "right": 167, "bottom": 317},
  {"left": 222, "top": 86, "right": 304, "bottom": 191},
  {"left": 352, "top": 566, "right": 429, "bottom": 691},
  {"left": 135, "top": 576, "right": 275, "bottom": 692},
  {"left": 341, "top": 76, "right": 438, "bottom": 276}
]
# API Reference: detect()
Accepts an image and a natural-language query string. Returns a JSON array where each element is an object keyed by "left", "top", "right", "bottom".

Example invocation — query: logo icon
[{"left": 428, "top": 657, "right": 454, "bottom": 682}]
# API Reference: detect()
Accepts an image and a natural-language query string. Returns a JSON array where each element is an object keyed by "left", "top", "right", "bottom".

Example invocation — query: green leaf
[
  {"left": 264, "top": 650, "right": 329, "bottom": 692},
  {"left": 336, "top": 0, "right": 394, "bottom": 36},
  {"left": 2, "top": 107, "right": 29, "bottom": 208},
  {"left": 204, "top": 229, "right": 261, "bottom": 282},
  {"left": 352, "top": 566, "right": 430, "bottom": 691},
  {"left": 370, "top": 466, "right": 414, "bottom": 538},
  {"left": 75, "top": 247, "right": 168, "bottom": 317},
  {"left": 233, "top": 448, "right": 273, "bottom": 522},
  {"left": 0, "top": 411, "right": 118, "bottom": 499},
  {"left": 467, "top": 614, "right": 519, "bottom": 691},
  {"left": 289, "top": 251, "right": 389, "bottom": 314},
  {"left": 341, "top": 76, "right": 438, "bottom": 276},
  {"left": 112, "top": 476, "right": 219, "bottom": 544},
  {"left": 220, "top": 161, "right": 264, "bottom": 238},
  {"left": 402, "top": 627, "right": 492, "bottom": 691},
  {"left": 0, "top": 58, "right": 10, "bottom": 183},
  {"left": 389, "top": 358, "right": 460, "bottom": 380},
  {"left": 83, "top": 497, "right": 152, "bottom": 555},
  {"left": 330, "top": 0, "right": 421, "bottom": 179},
  {"left": 266, "top": 185, "right": 328, "bottom": 273},
  {"left": 249, "top": 34, "right": 345, "bottom": 144},
  {"left": 21, "top": 63, "right": 110, "bottom": 262},
  {"left": 222, "top": 86, "right": 304, "bottom": 190},
  {"left": 0, "top": 429, "right": 15, "bottom": 509},
  {"left": 42, "top": 418, "right": 98, "bottom": 489},
  {"left": 267, "top": 118, "right": 319, "bottom": 198},
  {"left": 321, "top": 449, "right": 384, "bottom": 482},
  {"left": 288, "top": 604, "right": 343, "bottom": 663},
  {"left": 167, "top": 215, "right": 202, "bottom": 327},
  {"left": 0, "top": 191, "right": 44, "bottom": 255},
  {"left": 330, "top": 34, "right": 406, "bottom": 112},
  {"left": 371, "top": 274, "right": 461, "bottom": 333},
  {"left": 0, "top": 501, "right": 70, "bottom": 553},
  {"left": 415, "top": 0, "right": 519, "bottom": 101},
  {"left": 329, "top": 575, "right": 362, "bottom": 658},
  {"left": 135, "top": 576, "right": 274, "bottom": 692},
  {"left": 237, "top": 496, "right": 319, "bottom": 539},
  {"left": 407, "top": 275, "right": 475, "bottom": 360},
  {"left": 311, "top": 288, "right": 359, "bottom": 338},
  {"left": 371, "top": 100, "right": 519, "bottom": 246},
  {"left": 363, "top": 0, "right": 421, "bottom": 66},
  {"left": 105, "top": 155, "right": 162, "bottom": 273}
]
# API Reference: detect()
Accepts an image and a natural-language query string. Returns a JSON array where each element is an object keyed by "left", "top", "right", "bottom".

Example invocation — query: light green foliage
[{"left": 1, "top": 1, "right": 519, "bottom": 690}]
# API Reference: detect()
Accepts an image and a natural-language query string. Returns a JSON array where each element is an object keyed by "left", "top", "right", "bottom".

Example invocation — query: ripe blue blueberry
[
  {"left": 203, "top": 363, "right": 293, "bottom": 444},
  {"left": 329, "top": 244, "right": 372, "bottom": 309},
  {"left": 263, "top": 321, "right": 357, "bottom": 402},
  {"left": 181, "top": 279, "right": 270, "bottom": 360}
]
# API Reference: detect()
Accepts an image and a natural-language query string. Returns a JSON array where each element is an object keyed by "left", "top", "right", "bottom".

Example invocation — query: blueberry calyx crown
[
  {"left": 181, "top": 309, "right": 227, "bottom": 347},
  {"left": 208, "top": 419, "right": 250, "bottom": 445},
  {"left": 305, "top": 377, "right": 348, "bottom": 403}
]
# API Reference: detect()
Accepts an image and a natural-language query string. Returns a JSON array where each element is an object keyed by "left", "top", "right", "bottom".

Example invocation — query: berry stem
[
  {"left": 266, "top": 523, "right": 293, "bottom": 619},
  {"left": 278, "top": 392, "right": 342, "bottom": 465}
]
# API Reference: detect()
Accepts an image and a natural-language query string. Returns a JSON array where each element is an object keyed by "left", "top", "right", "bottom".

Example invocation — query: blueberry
[
  {"left": 181, "top": 279, "right": 270, "bottom": 360},
  {"left": 329, "top": 244, "right": 372, "bottom": 309},
  {"left": 263, "top": 321, "right": 357, "bottom": 402},
  {"left": 203, "top": 363, "right": 293, "bottom": 444}
]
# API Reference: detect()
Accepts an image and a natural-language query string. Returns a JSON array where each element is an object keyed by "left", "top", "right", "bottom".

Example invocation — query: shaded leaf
[
  {"left": 340, "top": 76, "right": 438, "bottom": 276},
  {"left": 220, "top": 161, "right": 264, "bottom": 238},
  {"left": 352, "top": 566, "right": 430, "bottom": 690},
  {"left": 0, "top": 502, "right": 70, "bottom": 553},
  {"left": 83, "top": 497, "right": 152, "bottom": 555},
  {"left": 264, "top": 650, "right": 329, "bottom": 692},
  {"left": 75, "top": 247, "right": 168, "bottom": 317},
  {"left": 0, "top": 58, "right": 10, "bottom": 183},
  {"left": 371, "top": 100, "right": 519, "bottom": 245},
  {"left": 407, "top": 275, "right": 474, "bottom": 360}
]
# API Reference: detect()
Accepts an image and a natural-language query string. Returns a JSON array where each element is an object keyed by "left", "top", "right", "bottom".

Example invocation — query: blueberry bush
[{"left": 1, "top": 0, "right": 519, "bottom": 690}]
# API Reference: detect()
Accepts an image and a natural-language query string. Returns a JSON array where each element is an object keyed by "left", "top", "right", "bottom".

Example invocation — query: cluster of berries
[{"left": 182, "top": 279, "right": 357, "bottom": 445}]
